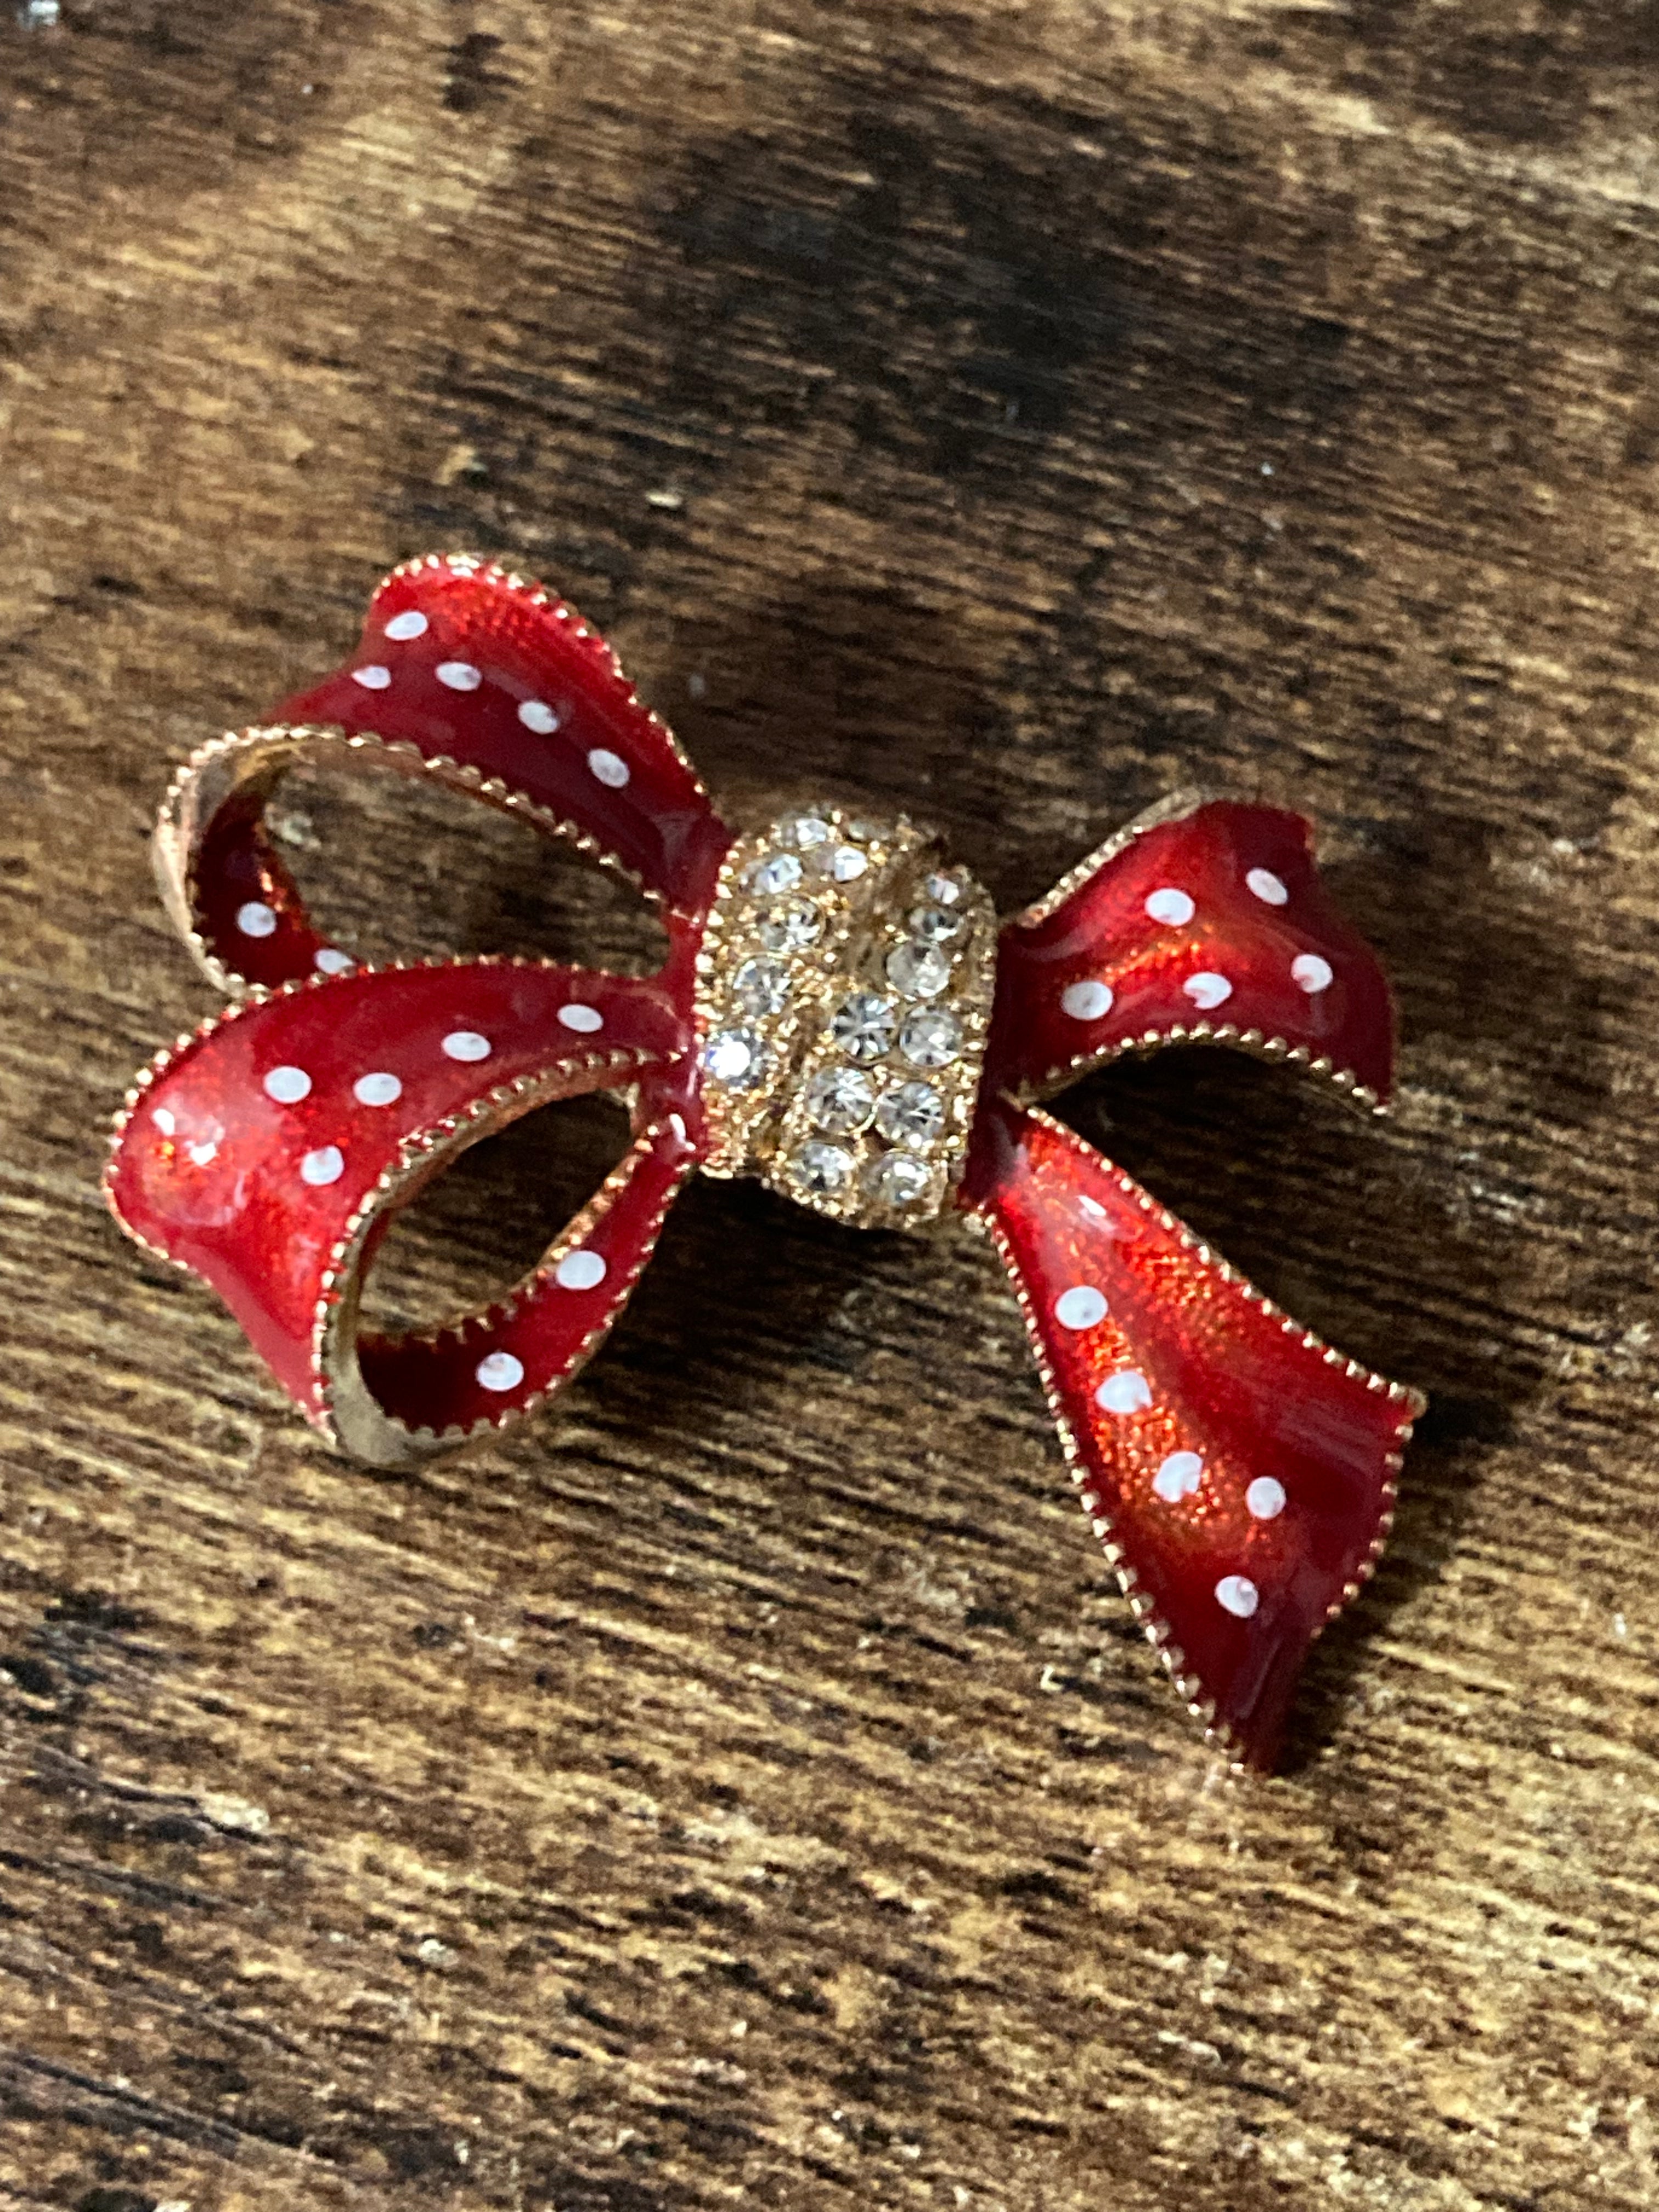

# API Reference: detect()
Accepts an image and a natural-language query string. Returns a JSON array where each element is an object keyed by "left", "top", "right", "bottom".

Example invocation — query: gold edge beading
[
  {"left": 1009, "top": 787, "right": 1215, "bottom": 932},
  {"left": 1011, "top": 1025, "right": 1386, "bottom": 1119}
]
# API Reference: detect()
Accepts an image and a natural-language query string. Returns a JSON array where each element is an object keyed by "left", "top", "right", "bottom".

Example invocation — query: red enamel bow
[{"left": 106, "top": 553, "right": 1423, "bottom": 1767}]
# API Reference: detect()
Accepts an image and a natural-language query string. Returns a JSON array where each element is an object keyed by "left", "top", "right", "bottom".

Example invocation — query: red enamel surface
[
  {"left": 985, "top": 800, "right": 1393, "bottom": 1107},
  {"left": 195, "top": 555, "right": 732, "bottom": 991},
  {"left": 964, "top": 1099, "right": 1417, "bottom": 1767},
  {"left": 108, "top": 961, "right": 697, "bottom": 1425}
]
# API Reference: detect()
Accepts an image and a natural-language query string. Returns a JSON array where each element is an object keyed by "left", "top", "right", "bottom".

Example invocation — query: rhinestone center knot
[{"left": 693, "top": 808, "right": 996, "bottom": 1226}]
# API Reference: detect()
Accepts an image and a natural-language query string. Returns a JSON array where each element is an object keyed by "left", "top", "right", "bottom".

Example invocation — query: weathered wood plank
[{"left": 3, "top": 3, "right": 1658, "bottom": 2207}]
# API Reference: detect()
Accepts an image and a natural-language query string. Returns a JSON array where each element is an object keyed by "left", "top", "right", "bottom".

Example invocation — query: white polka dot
[
  {"left": 442, "top": 1030, "right": 491, "bottom": 1062},
  {"left": 187, "top": 1139, "right": 218, "bottom": 1168},
  {"left": 263, "top": 1065, "right": 312, "bottom": 1104},
  {"left": 1062, "top": 979, "right": 1114, "bottom": 1021},
  {"left": 1054, "top": 1285, "right": 1108, "bottom": 1330},
  {"left": 518, "top": 699, "right": 560, "bottom": 733},
  {"left": 1247, "top": 867, "right": 1288, "bottom": 906},
  {"left": 1095, "top": 1369, "right": 1153, "bottom": 1415},
  {"left": 301, "top": 1145, "right": 344, "bottom": 1187},
  {"left": 1144, "top": 887, "right": 1195, "bottom": 927},
  {"left": 383, "top": 610, "right": 428, "bottom": 641},
  {"left": 1293, "top": 953, "right": 1334, "bottom": 995},
  {"left": 1246, "top": 1476, "right": 1286, "bottom": 1520},
  {"left": 353, "top": 1071, "right": 402, "bottom": 1107},
  {"left": 1154, "top": 1451, "right": 1203, "bottom": 1503},
  {"left": 476, "top": 1351, "right": 524, "bottom": 1393},
  {"left": 1184, "top": 971, "right": 1233, "bottom": 1012},
  {"left": 153, "top": 1106, "right": 176, "bottom": 1136},
  {"left": 555, "top": 1249, "right": 607, "bottom": 1292},
  {"left": 588, "top": 747, "right": 630, "bottom": 788},
  {"left": 315, "top": 947, "right": 355, "bottom": 975},
  {"left": 558, "top": 1003, "right": 603, "bottom": 1034},
  {"left": 436, "top": 661, "right": 482, "bottom": 692},
  {"left": 1079, "top": 1194, "right": 1107, "bottom": 1221},
  {"left": 236, "top": 900, "right": 278, "bottom": 938},
  {"left": 1216, "top": 1574, "right": 1260, "bottom": 1620},
  {"left": 351, "top": 664, "right": 392, "bottom": 690}
]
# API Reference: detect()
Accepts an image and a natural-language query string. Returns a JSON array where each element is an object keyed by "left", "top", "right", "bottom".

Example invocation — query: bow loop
[
  {"left": 984, "top": 793, "right": 1395, "bottom": 1111},
  {"left": 158, "top": 555, "right": 732, "bottom": 997},
  {"left": 108, "top": 960, "right": 700, "bottom": 1463},
  {"left": 280, "top": 557, "right": 731, "bottom": 913}
]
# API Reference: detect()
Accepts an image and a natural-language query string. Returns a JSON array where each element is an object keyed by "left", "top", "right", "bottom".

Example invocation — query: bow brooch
[{"left": 106, "top": 553, "right": 1425, "bottom": 1765}]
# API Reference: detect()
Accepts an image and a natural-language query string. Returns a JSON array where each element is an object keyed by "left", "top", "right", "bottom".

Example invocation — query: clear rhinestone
[
  {"left": 806, "top": 1065, "right": 877, "bottom": 1135},
  {"left": 909, "top": 903, "right": 963, "bottom": 944},
  {"left": 924, "top": 872, "right": 965, "bottom": 906},
  {"left": 876, "top": 1079, "right": 944, "bottom": 1146},
  {"left": 757, "top": 899, "right": 823, "bottom": 953},
  {"left": 886, "top": 940, "right": 952, "bottom": 998},
  {"left": 745, "top": 851, "right": 803, "bottom": 895},
  {"left": 794, "top": 1140, "right": 856, "bottom": 1196},
  {"left": 732, "top": 957, "right": 791, "bottom": 1017},
  {"left": 864, "top": 1150, "right": 933, "bottom": 1207},
  {"left": 900, "top": 1006, "right": 962, "bottom": 1068},
  {"left": 702, "top": 1028, "right": 767, "bottom": 1088},
  {"left": 812, "top": 843, "right": 868, "bottom": 883},
  {"left": 831, "top": 992, "right": 897, "bottom": 1062},
  {"left": 788, "top": 813, "right": 833, "bottom": 849}
]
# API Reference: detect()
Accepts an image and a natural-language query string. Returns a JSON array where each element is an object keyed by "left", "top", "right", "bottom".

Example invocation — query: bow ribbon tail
[
  {"left": 106, "top": 960, "right": 701, "bottom": 1466},
  {"left": 963, "top": 1097, "right": 1422, "bottom": 1769}
]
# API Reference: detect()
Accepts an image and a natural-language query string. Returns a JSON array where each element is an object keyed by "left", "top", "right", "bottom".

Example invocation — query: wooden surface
[{"left": 3, "top": 3, "right": 1658, "bottom": 2206}]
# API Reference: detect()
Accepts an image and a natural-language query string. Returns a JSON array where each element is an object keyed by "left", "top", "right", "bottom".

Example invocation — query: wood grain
[{"left": 3, "top": 3, "right": 1658, "bottom": 2207}]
